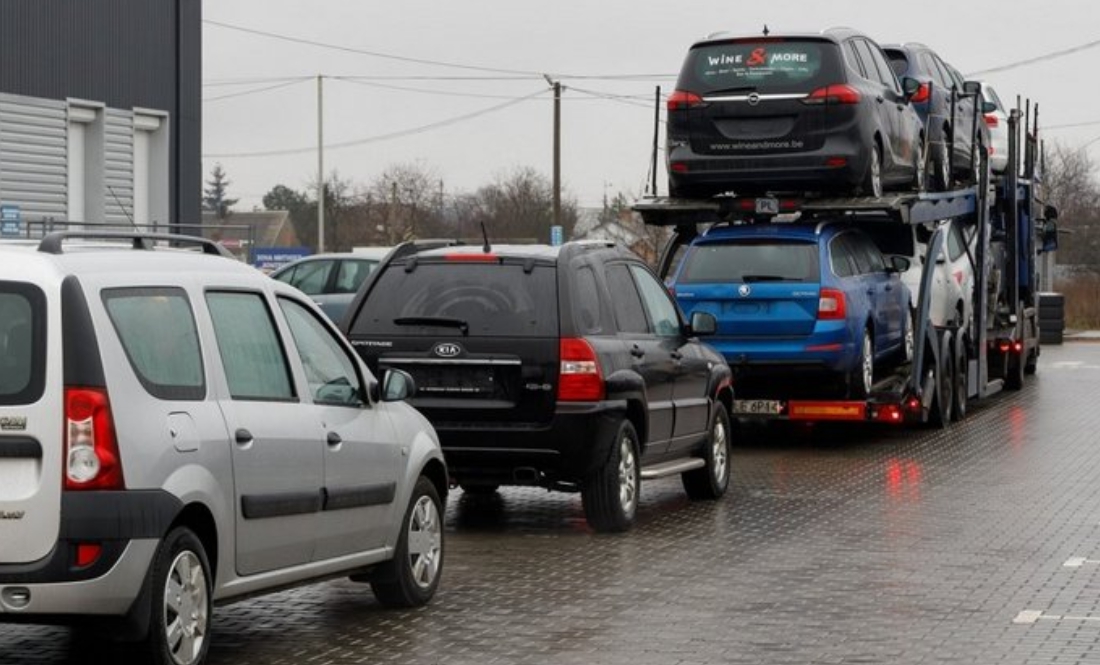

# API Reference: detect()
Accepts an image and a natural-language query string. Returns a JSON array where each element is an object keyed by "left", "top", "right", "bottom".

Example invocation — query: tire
[
  {"left": 582, "top": 420, "right": 640, "bottom": 533},
  {"left": 682, "top": 404, "right": 731, "bottom": 500},
  {"left": 1024, "top": 349, "right": 1038, "bottom": 375},
  {"left": 143, "top": 527, "right": 212, "bottom": 665},
  {"left": 952, "top": 341, "right": 968, "bottom": 421},
  {"left": 370, "top": 476, "right": 444, "bottom": 608},
  {"left": 931, "top": 138, "right": 951, "bottom": 192},
  {"left": 911, "top": 141, "right": 926, "bottom": 193},
  {"left": 1005, "top": 347, "right": 1026, "bottom": 391},
  {"left": 862, "top": 143, "right": 884, "bottom": 198},
  {"left": 901, "top": 308, "right": 915, "bottom": 365},
  {"left": 849, "top": 329, "right": 874, "bottom": 399},
  {"left": 926, "top": 334, "right": 953, "bottom": 428}
]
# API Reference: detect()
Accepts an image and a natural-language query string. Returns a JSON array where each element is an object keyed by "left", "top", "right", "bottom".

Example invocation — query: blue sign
[
  {"left": 253, "top": 246, "right": 311, "bottom": 272},
  {"left": 550, "top": 225, "right": 563, "bottom": 247},
  {"left": 0, "top": 205, "right": 21, "bottom": 237}
]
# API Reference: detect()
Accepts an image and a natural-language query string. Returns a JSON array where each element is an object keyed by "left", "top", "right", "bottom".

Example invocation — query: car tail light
[
  {"left": 984, "top": 113, "right": 999, "bottom": 128},
  {"left": 64, "top": 387, "right": 124, "bottom": 491},
  {"left": 803, "top": 84, "right": 861, "bottom": 105},
  {"left": 817, "top": 288, "right": 847, "bottom": 320},
  {"left": 74, "top": 543, "right": 103, "bottom": 568},
  {"left": 669, "top": 161, "right": 689, "bottom": 174},
  {"left": 667, "top": 90, "right": 704, "bottom": 111},
  {"left": 444, "top": 253, "right": 497, "bottom": 262},
  {"left": 558, "top": 338, "right": 605, "bottom": 402},
  {"left": 910, "top": 82, "right": 931, "bottom": 103}
]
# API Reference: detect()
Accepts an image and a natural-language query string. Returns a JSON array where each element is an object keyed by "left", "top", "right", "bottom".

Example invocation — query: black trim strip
[
  {"left": 241, "top": 491, "right": 323, "bottom": 520},
  {"left": 323, "top": 483, "right": 396, "bottom": 511},
  {"left": 0, "top": 437, "right": 42, "bottom": 459}
]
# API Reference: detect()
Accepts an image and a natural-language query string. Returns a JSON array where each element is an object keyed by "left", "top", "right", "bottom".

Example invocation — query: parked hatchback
[
  {"left": 975, "top": 80, "right": 1009, "bottom": 174},
  {"left": 0, "top": 232, "right": 446, "bottom": 665},
  {"left": 342, "top": 241, "right": 734, "bottom": 533},
  {"left": 667, "top": 27, "right": 925, "bottom": 199},
  {"left": 668, "top": 223, "right": 911, "bottom": 405},
  {"left": 883, "top": 43, "right": 986, "bottom": 189},
  {"left": 270, "top": 248, "right": 390, "bottom": 323}
]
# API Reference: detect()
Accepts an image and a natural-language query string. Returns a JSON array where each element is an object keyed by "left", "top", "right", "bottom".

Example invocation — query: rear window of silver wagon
[{"left": 0, "top": 282, "right": 46, "bottom": 405}]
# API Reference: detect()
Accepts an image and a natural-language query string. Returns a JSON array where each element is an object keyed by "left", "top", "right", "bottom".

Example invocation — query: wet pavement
[{"left": 6, "top": 342, "right": 1100, "bottom": 664}]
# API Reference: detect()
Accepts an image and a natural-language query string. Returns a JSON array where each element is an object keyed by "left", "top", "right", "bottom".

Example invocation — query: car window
[
  {"left": 103, "top": 288, "right": 205, "bottom": 401},
  {"left": 921, "top": 52, "right": 952, "bottom": 89},
  {"left": 829, "top": 236, "right": 856, "bottom": 278},
  {"left": 0, "top": 283, "right": 45, "bottom": 405},
  {"left": 605, "top": 264, "right": 649, "bottom": 334},
  {"left": 843, "top": 40, "right": 868, "bottom": 78},
  {"left": 884, "top": 49, "right": 908, "bottom": 77},
  {"left": 278, "top": 298, "right": 363, "bottom": 407},
  {"left": 280, "top": 259, "right": 333, "bottom": 296},
  {"left": 947, "top": 222, "right": 967, "bottom": 262},
  {"left": 679, "top": 239, "right": 819, "bottom": 283},
  {"left": 851, "top": 40, "right": 881, "bottom": 84},
  {"left": 630, "top": 265, "right": 682, "bottom": 338},
  {"left": 679, "top": 39, "right": 842, "bottom": 94},
  {"left": 864, "top": 41, "right": 902, "bottom": 94},
  {"left": 572, "top": 265, "right": 605, "bottom": 335},
  {"left": 206, "top": 291, "right": 296, "bottom": 401},
  {"left": 334, "top": 259, "right": 376, "bottom": 295},
  {"left": 849, "top": 234, "right": 886, "bottom": 273},
  {"left": 943, "top": 61, "right": 966, "bottom": 89},
  {"left": 857, "top": 223, "right": 915, "bottom": 257},
  {"left": 351, "top": 261, "right": 558, "bottom": 338},
  {"left": 983, "top": 85, "right": 1005, "bottom": 111}
]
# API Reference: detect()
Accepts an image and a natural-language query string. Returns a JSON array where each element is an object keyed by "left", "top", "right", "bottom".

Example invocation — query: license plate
[
  {"left": 733, "top": 399, "right": 782, "bottom": 415},
  {"left": 755, "top": 197, "right": 779, "bottom": 215}
]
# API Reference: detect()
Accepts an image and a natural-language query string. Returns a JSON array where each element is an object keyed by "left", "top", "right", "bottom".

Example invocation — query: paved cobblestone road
[{"left": 6, "top": 342, "right": 1100, "bottom": 664}]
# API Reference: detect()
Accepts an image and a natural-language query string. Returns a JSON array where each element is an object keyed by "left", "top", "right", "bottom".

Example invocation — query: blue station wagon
[{"left": 668, "top": 222, "right": 912, "bottom": 402}]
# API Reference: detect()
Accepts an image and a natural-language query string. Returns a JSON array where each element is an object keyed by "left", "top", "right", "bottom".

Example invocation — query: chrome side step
[{"left": 640, "top": 458, "right": 705, "bottom": 480}]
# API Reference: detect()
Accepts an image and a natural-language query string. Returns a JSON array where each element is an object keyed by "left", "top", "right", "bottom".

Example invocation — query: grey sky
[{"left": 202, "top": 0, "right": 1098, "bottom": 213}]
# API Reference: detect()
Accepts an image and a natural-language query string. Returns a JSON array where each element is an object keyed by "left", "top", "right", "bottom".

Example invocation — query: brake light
[
  {"left": 984, "top": 113, "right": 999, "bottom": 128},
  {"left": 669, "top": 161, "right": 689, "bottom": 174},
  {"left": 817, "top": 288, "right": 847, "bottom": 320},
  {"left": 910, "top": 82, "right": 931, "bottom": 104},
  {"left": 444, "top": 253, "right": 498, "bottom": 262},
  {"left": 64, "top": 387, "right": 124, "bottom": 491},
  {"left": 667, "top": 90, "right": 704, "bottom": 111},
  {"left": 803, "top": 84, "right": 861, "bottom": 105},
  {"left": 558, "top": 338, "right": 605, "bottom": 402}
]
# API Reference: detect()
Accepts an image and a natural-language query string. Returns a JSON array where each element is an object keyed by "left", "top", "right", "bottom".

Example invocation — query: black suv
[{"left": 341, "top": 241, "right": 734, "bottom": 532}]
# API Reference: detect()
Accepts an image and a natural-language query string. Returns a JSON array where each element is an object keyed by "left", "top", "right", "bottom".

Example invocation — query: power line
[
  {"left": 203, "top": 88, "right": 548, "bottom": 159},
  {"left": 204, "top": 78, "right": 311, "bottom": 103},
  {"left": 1044, "top": 120, "right": 1100, "bottom": 131},
  {"left": 966, "top": 37, "right": 1100, "bottom": 76},
  {"left": 331, "top": 76, "right": 539, "bottom": 100}
]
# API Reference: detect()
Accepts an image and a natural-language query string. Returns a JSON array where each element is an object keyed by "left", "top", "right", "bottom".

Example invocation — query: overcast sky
[{"left": 202, "top": 0, "right": 1099, "bottom": 213}]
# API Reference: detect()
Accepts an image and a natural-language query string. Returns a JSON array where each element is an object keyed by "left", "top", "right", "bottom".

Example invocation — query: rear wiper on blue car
[
  {"left": 393, "top": 316, "right": 469, "bottom": 335},
  {"left": 741, "top": 274, "right": 794, "bottom": 282}
]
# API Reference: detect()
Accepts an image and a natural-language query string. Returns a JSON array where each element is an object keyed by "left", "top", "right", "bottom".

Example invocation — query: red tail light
[
  {"left": 803, "top": 84, "right": 861, "bottom": 105},
  {"left": 910, "top": 82, "right": 931, "bottom": 103},
  {"left": 667, "top": 90, "right": 704, "bottom": 111},
  {"left": 64, "top": 387, "right": 124, "bottom": 491},
  {"left": 444, "top": 253, "right": 498, "bottom": 262},
  {"left": 984, "top": 113, "right": 999, "bottom": 128},
  {"left": 817, "top": 288, "right": 847, "bottom": 320},
  {"left": 558, "top": 338, "right": 605, "bottom": 402}
]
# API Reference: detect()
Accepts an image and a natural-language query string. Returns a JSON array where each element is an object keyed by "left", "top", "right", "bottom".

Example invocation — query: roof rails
[{"left": 37, "top": 231, "right": 236, "bottom": 258}]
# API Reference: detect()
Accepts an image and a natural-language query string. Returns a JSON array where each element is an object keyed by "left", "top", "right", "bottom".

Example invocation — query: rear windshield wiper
[
  {"left": 741, "top": 274, "right": 798, "bottom": 282},
  {"left": 705, "top": 86, "right": 757, "bottom": 96},
  {"left": 393, "top": 316, "right": 469, "bottom": 335}
]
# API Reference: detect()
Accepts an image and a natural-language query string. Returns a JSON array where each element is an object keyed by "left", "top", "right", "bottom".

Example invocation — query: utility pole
[
  {"left": 317, "top": 74, "right": 325, "bottom": 253},
  {"left": 545, "top": 75, "right": 562, "bottom": 233}
]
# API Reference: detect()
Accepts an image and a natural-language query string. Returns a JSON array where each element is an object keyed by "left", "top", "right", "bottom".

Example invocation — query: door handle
[
  {"left": 234, "top": 428, "right": 253, "bottom": 444},
  {"left": 630, "top": 345, "right": 645, "bottom": 358},
  {"left": 326, "top": 431, "right": 343, "bottom": 446}
]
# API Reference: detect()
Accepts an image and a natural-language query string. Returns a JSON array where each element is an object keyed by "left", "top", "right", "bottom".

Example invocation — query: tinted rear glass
[
  {"left": 0, "top": 283, "right": 45, "bottom": 404},
  {"left": 354, "top": 262, "right": 558, "bottom": 337},
  {"left": 679, "top": 240, "right": 820, "bottom": 283},
  {"left": 679, "top": 40, "right": 842, "bottom": 94}
]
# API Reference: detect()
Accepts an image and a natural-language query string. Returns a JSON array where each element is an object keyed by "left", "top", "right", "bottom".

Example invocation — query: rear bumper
[
  {"left": 434, "top": 401, "right": 628, "bottom": 486},
  {"left": 708, "top": 323, "right": 858, "bottom": 374},
  {"left": 0, "top": 490, "right": 180, "bottom": 619}
]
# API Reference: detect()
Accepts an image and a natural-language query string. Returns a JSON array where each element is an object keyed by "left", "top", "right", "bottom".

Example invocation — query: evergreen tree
[{"left": 203, "top": 164, "right": 239, "bottom": 220}]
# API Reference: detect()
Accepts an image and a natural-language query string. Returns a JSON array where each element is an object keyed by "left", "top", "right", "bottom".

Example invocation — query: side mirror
[
  {"left": 889, "top": 255, "right": 912, "bottom": 273},
  {"left": 1041, "top": 222, "right": 1059, "bottom": 253},
  {"left": 689, "top": 310, "right": 718, "bottom": 336},
  {"left": 381, "top": 369, "right": 416, "bottom": 402},
  {"left": 901, "top": 76, "right": 922, "bottom": 98},
  {"left": 1044, "top": 204, "right": 1059, "bottom": 221},
  {"left": 981, "top": 100, "right": 998, "bottom": 114},
  {"left": 963, "top": 80, "right": 982, "bottom": 96}
]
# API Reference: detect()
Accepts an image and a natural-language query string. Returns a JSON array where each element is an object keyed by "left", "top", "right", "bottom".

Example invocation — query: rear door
[
  {"left": 346, "top": 257, "right": 560, "bottom": 429},
  {"left": 674, "top": 38, "right": 843, "bottom": 156},
  {"left": 673, "top": 237, "right": 821, "bottom": 339},
  {"left": 0, "top": 281, "right": 53, "bottom": 563}
]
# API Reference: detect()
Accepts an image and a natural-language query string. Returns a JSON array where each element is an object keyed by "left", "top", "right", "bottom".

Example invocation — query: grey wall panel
[
  {"left": 0, "top": 94, "right": 67, "bottom": 221},
  {"left": 103, "top": 109, "right": 134, "bottom": 226}
]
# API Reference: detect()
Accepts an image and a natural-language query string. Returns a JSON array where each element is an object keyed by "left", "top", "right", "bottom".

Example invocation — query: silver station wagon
[{"left": 0, "top": 232, "right": 448, "bottom": 665}]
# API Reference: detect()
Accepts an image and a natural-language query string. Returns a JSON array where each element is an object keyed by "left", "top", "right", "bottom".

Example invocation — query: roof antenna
[
  {"left": 108, "top": 185, "right": 136, "bottom": 227},
  {"left": 480, "top": 221, "right": 491, "bottom": 253},
  {"left": 763, "top": 24, "right": 770, "bottom": 36}
]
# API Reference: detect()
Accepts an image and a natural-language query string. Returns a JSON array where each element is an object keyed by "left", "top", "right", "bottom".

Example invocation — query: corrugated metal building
[{"left": 0, "top": 0, "right": 200, "bottom": 232}]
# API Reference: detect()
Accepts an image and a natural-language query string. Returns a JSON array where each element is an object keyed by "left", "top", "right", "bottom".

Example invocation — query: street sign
[
  {"left": 0, "top": 205, "right": 22, "bottom": 237},
  {"left": 550, "top": 225, "right": 563, "bottom": 247}
]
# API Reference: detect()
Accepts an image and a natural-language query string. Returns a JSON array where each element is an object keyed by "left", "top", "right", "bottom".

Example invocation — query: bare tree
[
  {"left": 1043, "top": 141, "right": 1100, "bottom": 270},
  {"left": 456, "top": 167, "right": 578, "bottom": 243}
]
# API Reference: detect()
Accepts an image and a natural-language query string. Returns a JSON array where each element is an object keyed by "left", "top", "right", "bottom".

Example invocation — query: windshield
[
  {"left": 679, "top": 240, "right": 820, "bottom": 284},
  {"left": 0, "top": 283, "right": 45, "bottom": 405},
  {"left": 678, "top": 39, "right": 841, "bottom": 94},
  {"left": 352, "top": 261, "right": 559, "bottom": 337}
]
